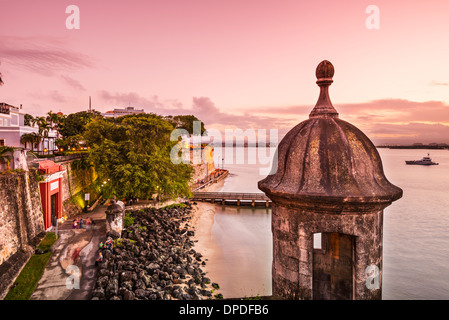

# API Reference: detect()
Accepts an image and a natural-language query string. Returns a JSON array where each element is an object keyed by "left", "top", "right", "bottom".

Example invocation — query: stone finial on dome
[
  {"left": 315, "top": 60, "right": 334, "bottom": 80},
  {"left": 309, "top": 60, "right": 339, "bottom": 119}
]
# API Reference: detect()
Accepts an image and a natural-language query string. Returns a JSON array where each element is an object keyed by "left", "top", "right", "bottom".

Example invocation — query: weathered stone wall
[
  {"left": 59, "top": 161, "right": 98, "bottom": 219},
  {"left": 191, "top": 163, "right": 209, "bottom": 183},
  {"left": 0, "top": 170, "right": 44, "bottom": 265},
  {"left": 271, "top": 203, "right": 383, "bottom": 300},
  {"left": 60, "top": 161, "right": 87, "bottom": 202},
  {"left": 190, "top": 147, "right": 215, "bottom": 184},
  {"left": 60, "top": 161, "right": 81, "bottom": 218}
]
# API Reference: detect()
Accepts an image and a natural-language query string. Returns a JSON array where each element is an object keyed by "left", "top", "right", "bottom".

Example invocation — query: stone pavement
[{"left": 30, "top": 205, "right": 108, "bottom": 300}]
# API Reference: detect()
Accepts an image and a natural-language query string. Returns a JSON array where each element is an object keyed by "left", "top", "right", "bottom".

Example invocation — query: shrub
[{"left": 124, "top": 212, "right": 135, "bottom": 227}]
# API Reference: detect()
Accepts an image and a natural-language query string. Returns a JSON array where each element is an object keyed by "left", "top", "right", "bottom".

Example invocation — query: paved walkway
[{"left": 30, "top": 205, "right": 108, "bottom": 300}]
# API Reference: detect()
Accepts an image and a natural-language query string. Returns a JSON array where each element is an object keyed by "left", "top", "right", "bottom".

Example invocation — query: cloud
[
  {"left": 368, "top": 122, "right": 449, "bottom": 145},
  {"left": 247, "top": 98, "right": 449, "bottom": 144},
  {"left": 61, "top": 75, "right": 85, "bottom": 91},
  {"left": 28, "top": 90, "right": 67, "bottom": 104},
  {"left": 191, "top": 97, "right": 293, "bottom": 131},
  {"left": 0, "top": 36, "right": 94, "bottom": 76},
  {"left": 248, "top": 99, "right": 449, "bottom": 123},
  {"left": 337, "top": 99, "right": 449, "bottom": 124},
  {"left": 429, "top": 81, "right": 449, "bottom": 86}
]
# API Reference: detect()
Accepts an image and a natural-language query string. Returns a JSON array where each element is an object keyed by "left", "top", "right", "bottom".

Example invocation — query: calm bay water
[{"left": 207, "top": 147, "right": 449, "bottom": 299}]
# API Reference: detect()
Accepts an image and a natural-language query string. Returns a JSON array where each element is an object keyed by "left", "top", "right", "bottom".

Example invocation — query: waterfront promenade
[{"left": 30, "top": 205, "right": 107, "bottom": 300}]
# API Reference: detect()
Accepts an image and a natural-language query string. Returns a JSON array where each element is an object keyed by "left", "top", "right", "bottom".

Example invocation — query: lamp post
[{"left": 84, "top": 193, "right": 90, "bottom": 212}]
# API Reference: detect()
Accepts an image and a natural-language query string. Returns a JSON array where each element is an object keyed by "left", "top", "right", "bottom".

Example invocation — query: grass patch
[
  {"left": 4, "top": 232, "right": 58, "bottom": 300},
  {"left": 38, "top": 232, "right": 58, "bottom": 252},
  {"left": 161, "top": 203, "right": 187, "bottom": 210}
]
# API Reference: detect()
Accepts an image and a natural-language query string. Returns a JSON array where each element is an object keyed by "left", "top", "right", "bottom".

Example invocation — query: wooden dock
[{"left": 191, "top": 192, "right": 271, "bottom": 207}]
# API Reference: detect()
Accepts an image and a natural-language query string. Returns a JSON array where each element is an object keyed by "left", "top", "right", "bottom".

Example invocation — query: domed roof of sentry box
[{"left": 258, "top": 60, "right": 402, "bottom": 210}]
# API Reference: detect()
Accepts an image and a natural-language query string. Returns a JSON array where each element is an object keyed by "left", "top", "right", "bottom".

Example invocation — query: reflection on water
[
  {"left": 207, "top": 148, "right": 449, "bottom": 299},
  {"left": 209, "top": 206, "right": 272, "bottom": 298}
]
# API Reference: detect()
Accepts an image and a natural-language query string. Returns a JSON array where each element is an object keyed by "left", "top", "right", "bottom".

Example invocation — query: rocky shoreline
[{"left": 91, "top": 202, "right": 221, "bottom": 300}]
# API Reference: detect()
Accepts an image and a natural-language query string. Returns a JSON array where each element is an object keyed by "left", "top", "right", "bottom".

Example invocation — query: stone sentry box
[
  {"left": 105, "top": 199, "right": 125, "bottom": 239},
  {"left": 258, "top": 60, "right": 402, "bottom": 300}
]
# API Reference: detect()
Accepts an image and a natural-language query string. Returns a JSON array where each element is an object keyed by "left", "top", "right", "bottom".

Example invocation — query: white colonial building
[
  {"left": 0, "top": 102, "right": 58, "bottom": 153},
  {"left": 102, "top": 106, "right": 145, "bottom": 118}
]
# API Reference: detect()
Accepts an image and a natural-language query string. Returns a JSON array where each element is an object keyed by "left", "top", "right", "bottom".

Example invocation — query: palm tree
[
  {"left": 24, "top": 113, "right": 35, "bottom": 126},
  {"left": 35, "top": 116, "right": 51, "bottom": 153},
  {"left": 20, "top": 133, "right": 39, "bottom": 151},
  {"left": 46, "top": 110, "right": 64, "bottom": 140},
  {"left": 46, "top": 111, "right": 56, "bottom": 130},
  {"left": 0, "top": 146, "right": 14, "bottom": 171},
  {"left": 30, "top": 132, "right": 42, "bottom": 152},
  {"left": 20, "top": 133, "right": 32, "bottom": 150}
]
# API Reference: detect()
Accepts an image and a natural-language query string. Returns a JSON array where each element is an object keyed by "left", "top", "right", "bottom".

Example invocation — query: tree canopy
[
  {"left": 24, "top": 114, "right": 34, "bottom": 126},
  {"left": 165, "top": 115, "right": 206, "bottom": 135},
  {"left": 83, "top": 113, "right": 193, "bottom": 200},
  {"left": 58, "top": 110, "right": 101, "bottom": 139},
  {"left": 0, "top": 146, "right": 14, "bottom": 170}
]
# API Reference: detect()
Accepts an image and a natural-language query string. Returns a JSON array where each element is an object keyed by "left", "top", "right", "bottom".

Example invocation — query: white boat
[{"left": 405, "top": 153, "right": 438, "bottom": 165}]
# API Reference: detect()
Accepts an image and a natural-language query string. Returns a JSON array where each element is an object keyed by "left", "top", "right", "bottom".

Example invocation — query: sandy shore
[
  {"left": 189, "top": 178, "right": 225, "bottom": 297},
  {"left": 189, "top": 177, "right": 225, "bottom": 224},
  {"left": 189, "top": 176, "right": 273, "bottom": 299}
]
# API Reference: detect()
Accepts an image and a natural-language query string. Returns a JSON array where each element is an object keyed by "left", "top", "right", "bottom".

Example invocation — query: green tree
[
  {"left": 165, "top": 115, "right": 206, "bottom": 135},
  {"left": 55, "top": 134, "right": 83, "bottom": 151},
  {"left": 83, "top": 113, "right": 193, "bottom": 200},
  {"left": 20, "top": 133, "right": 41, "bottom": 151},
  {"left": 59, "top": 110, "right": 101, "bottom": 139},
  {"left": 46, "top": 110, "right": 65, "bottom": 133},
  {"left": 24, "top": 114, "right": 34, "bottom": 126},
  {"left": 0, "top": 146, "right": 14, "bottom": 171},
  {"left": 35, "top": 116, "right": 51, "bottom": 152}
]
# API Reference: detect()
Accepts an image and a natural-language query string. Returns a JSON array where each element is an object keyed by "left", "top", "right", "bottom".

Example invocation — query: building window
[
  {"left": 11, "top": 114, "right": 19, "bottom": 126},
  {"left": 0, "top": 139, "right": 5, "bottom": 146},
  {"left": 313, "top": 233, "right": 322, "bottom": 249}
]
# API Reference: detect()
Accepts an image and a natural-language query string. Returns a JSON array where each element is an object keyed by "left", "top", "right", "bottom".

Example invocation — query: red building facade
[{"left": 38, "top": 160, "right": 65, "bottom": 230}]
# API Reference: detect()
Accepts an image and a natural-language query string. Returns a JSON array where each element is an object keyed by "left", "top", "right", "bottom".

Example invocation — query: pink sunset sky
[{"left": 1, "top": 0, "right": 449, "bottom": 144}]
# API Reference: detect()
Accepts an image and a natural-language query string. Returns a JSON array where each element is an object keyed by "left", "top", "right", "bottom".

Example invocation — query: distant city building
[
  {"left": 0, "top": 102, "right": 57, "bottom": 153},
  {"left": 102, "top": 106, "right": 145, "bottom": 118}
]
